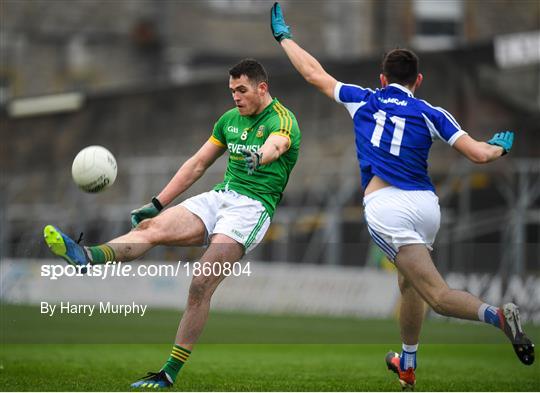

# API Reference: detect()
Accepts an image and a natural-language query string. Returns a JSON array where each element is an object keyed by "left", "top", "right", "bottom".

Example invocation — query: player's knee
[
  {"left": 133, "top": 218, "right": 162, "bottom": 245},
  {"left": 133, "top": 218, "right": 153, "bottom": 232}
]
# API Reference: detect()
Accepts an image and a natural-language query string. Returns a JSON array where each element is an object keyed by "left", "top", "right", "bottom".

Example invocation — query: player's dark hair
[
  {"left": 229, "top": 58, "right": 268, "bottom": 85},
  {"left": 382, "top": 49, "right": 419, "bottom": 86}
]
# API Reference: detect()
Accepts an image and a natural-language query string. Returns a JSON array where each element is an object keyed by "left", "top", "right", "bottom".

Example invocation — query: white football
[{"left": 71, "top": 145, "right": 117, "bottom": 193}]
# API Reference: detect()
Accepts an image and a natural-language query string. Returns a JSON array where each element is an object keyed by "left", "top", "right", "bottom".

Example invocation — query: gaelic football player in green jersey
[{"left": 43, "top": 58, "right": 301, "bottom": 388}]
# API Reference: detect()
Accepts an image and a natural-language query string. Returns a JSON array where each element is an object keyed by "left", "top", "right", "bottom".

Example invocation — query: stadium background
[{"left": 1, "top": 0, "right": 539, "bottom": 391}]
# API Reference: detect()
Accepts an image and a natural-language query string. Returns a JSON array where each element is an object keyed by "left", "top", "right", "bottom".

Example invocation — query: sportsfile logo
[{"left": 40, "top": 261, "right": 252, "bottom": 280}]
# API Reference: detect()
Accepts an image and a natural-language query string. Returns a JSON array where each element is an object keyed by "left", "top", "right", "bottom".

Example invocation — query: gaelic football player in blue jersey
[{"left": 270, "top": 2, "right": 534, "bottom": 389}]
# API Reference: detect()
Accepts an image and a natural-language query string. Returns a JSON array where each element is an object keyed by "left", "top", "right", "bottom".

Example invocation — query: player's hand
[
  {"left": 239, "top": 148, "right": 263, "bottom": 175},
  {"left": 271, "top": 2, "right": 292, "bottom": 42},
  {"left": 487, "top": 131, "right": 514, "bottom": 155},
  {"left": 130, "top": 197, "right": 163, "bottom": 228}
]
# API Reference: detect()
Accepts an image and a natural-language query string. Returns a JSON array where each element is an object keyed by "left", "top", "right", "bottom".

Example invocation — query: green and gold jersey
[{"left": 209, "top": 98, "right": 301, "bottom": 218}]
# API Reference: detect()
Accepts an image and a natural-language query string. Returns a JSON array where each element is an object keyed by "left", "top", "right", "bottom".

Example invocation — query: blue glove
[
  {"left": 239, "top": 148, "right": 262, "bottom": 175},
  {"left": 487, "top": 131, "right": 514, "bottom": 155},
  {"left": 271, "top": 2, "right": 292, "bottom": 42},
  {"left": 130, "top": 197, "right": 163, "bottom": 228}
]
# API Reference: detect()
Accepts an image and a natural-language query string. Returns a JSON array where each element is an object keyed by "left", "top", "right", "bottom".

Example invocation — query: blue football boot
[
  {"left": 43, "top": 225, "right": 89, "bottom": 268},
  {"left": 131, "top": 371, "right": 173, "bottom": 389}
]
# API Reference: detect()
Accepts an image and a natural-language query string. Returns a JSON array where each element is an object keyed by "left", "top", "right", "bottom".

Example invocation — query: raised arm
[
  {"left": 453, "top": 131, "right": 514, "bottom": 164},
  {"left": 271, "top": 2, "right": 337, "bottom": 99}
]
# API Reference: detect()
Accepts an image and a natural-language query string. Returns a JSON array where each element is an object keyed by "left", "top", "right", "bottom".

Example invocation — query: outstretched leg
[
  {"left": 395, "top": 244, "right": 534, "bottom": 365},
  {"left": 395, "top": 244, "right": 483, "bottom": 320},
  {"left": 44, "top": 205, "right": 206, "bottom": 265},
  {"left": 105, "top": 205, "right": 206, "bottom": 262}
]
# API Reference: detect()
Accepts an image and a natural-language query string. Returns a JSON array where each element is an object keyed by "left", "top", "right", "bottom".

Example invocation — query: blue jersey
[{"left": 334, "top": 82, "right": 467, "bottom": 192}]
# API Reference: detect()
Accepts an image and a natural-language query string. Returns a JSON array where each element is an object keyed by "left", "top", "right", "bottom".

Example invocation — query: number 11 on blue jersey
[{"left": 370, "top": 110, "right": 406, "bottom": 156}]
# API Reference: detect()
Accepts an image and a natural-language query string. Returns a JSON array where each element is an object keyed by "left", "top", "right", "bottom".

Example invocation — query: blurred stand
[{"left": 1, "top": 1, "right": 539, "bottom": 316}]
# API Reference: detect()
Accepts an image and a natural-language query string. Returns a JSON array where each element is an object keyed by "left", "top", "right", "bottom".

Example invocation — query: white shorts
[
  {"left": 363, "top": 186, "right": 441, "bottom": 261},
  {"left": 181, "top": 190, "right": 271, "bottom": 254}
]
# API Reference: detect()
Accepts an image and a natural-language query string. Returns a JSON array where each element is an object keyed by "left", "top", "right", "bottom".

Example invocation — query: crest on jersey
[{"left": 256, "top": 125, "right": 265, "bottom": 138}]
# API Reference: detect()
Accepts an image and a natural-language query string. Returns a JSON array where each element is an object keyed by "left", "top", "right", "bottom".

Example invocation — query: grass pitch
[{"left": 1, "top": 304, "right": 539, "bottom": 391}]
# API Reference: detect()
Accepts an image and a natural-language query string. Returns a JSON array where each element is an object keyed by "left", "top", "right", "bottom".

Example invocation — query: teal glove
[
  {"left": 487, "top": 131, "right": 514, "bottom": 155},
  {"left": 130, "top": 197, "right": 163, "bottom": 228},
  {"left": 239, "top": 147, "right": 262, "bottom": 175},
  {"left": 271, "top": 2, "right": 292, "bottom": 42}
]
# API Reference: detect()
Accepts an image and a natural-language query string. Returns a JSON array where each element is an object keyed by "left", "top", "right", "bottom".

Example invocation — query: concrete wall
[{"left": 2, "top": 0, "right": 537, "bottom": 98}]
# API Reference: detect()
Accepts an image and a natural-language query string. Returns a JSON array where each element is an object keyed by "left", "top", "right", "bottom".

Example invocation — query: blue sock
[
  {"left": 478, "top": 303, "right": 502, "bottom": 328},
  {"left": 400, "top": 343, "right": 418, "bottom": 370}
]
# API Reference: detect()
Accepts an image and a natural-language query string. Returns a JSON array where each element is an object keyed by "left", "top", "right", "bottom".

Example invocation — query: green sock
[
  {"left": 162, "top": 345, "right": 191, "bottom": 382},
  {"left": 86, "top": 244, "right": 116, "bottom": 264}
]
